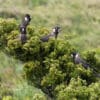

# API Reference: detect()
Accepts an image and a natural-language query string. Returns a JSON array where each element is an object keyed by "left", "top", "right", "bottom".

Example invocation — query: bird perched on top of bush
[
  {"left": 71, "top": 52, "right": 90, "bottom": 69},
  {"left": 19, "top": 14, "right": 31, "bottom": 44},
  {"left": 71, "top": 52, "right": 100, "bottom": 78},
  {"left": 20, "top": 14, "right": 31, "bottom": 28},
  {"left": 19, "top": 14, "right": 31, "bottom": 32},
  {"left": 40, "top": 26, "right": 60, "bottom": 42}
]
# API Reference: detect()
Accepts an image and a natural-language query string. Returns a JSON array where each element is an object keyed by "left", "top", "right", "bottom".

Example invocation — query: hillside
[
  {"left": 0, "top": 0, "right": 100, "bottom": 100},
  {"left": 0, "top": 51, "right": 47, "bottom": 100}
]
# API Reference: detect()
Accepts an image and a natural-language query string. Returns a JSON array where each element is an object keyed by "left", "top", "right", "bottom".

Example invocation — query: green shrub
[
  {"left": 0, "top": 18, "right": 100, "bottom": 98},
  {"left": 0, "top": 18, "right": 17, "bottom": 48},
  {"left": 55, "top": 77, "right": 100, "bottom": 100},
  {"left": 2, "top": 96, "right": 13, "bottom": 100},
  {"left": 33, "top": 93, "right": 46, "bottom": 100},
  {"left": 24, "top": 61, "right": 43, "bottom": 86}
]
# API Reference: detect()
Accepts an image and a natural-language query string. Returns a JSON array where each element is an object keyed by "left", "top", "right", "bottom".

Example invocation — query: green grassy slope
[
  {"left": 0, "top": 51, "right": 46, "bottom": 99},
  {"left": 0, "top": 0, "right": 100, "bottom": 99}
]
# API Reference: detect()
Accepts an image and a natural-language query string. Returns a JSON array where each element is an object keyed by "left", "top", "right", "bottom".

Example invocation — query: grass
[
  {"left": 0, "top": 51, "right": 46, "bottom": 99},
  {"left": 0, "top": 0, "right": 99, "bottom": 50}
]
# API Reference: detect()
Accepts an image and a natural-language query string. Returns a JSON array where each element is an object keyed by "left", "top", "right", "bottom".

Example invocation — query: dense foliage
[{"left": 0, "top": 18, "right": 100, "bottom": 100}]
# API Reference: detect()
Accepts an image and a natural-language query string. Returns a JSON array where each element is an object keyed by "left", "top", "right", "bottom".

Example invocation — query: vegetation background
[{"left": 0, "top": 0, "right": 100, "bottom": 100}]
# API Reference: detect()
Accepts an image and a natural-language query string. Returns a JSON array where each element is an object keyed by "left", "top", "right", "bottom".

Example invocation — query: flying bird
[{"left": 40, "top": 26, "right": 60, "bottom": 42}]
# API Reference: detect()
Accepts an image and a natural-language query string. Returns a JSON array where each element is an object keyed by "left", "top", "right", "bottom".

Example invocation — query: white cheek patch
[
  {"left": 22, "top": 28, "right": 25, "bottom": 32},
  {"left": 53, "top": 28, "right": 56, "bottom": 33},
  {"left": 75, "top": 54, "right": 79, "bottom": 58},
  {"left": 25, "top": 17, "right": 28, "bottom": 21}
]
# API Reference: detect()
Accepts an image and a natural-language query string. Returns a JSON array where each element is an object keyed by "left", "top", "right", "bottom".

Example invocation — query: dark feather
[
  {"left": 40, "top": 26, "right": 60, "bottom": 42},
  {"left": 71, "top": 52, "right": 90, "bottom": 69},
  {"left": 20, "top": 33, "right": 27, "bottom": 44}
]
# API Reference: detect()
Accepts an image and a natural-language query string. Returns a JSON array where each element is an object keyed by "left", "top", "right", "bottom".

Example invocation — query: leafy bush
[
  {"left": 55, "top": 77, "right": 100, "bottom": 100},
  {"left": 0, "top": 18, "right": 100, "bottom": 99},
  {"left": 0, "top": 18, "right": 17, "bottom": 48},
  {"left": 33, "top": 93, "right": 46, "bottom": 100}
]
